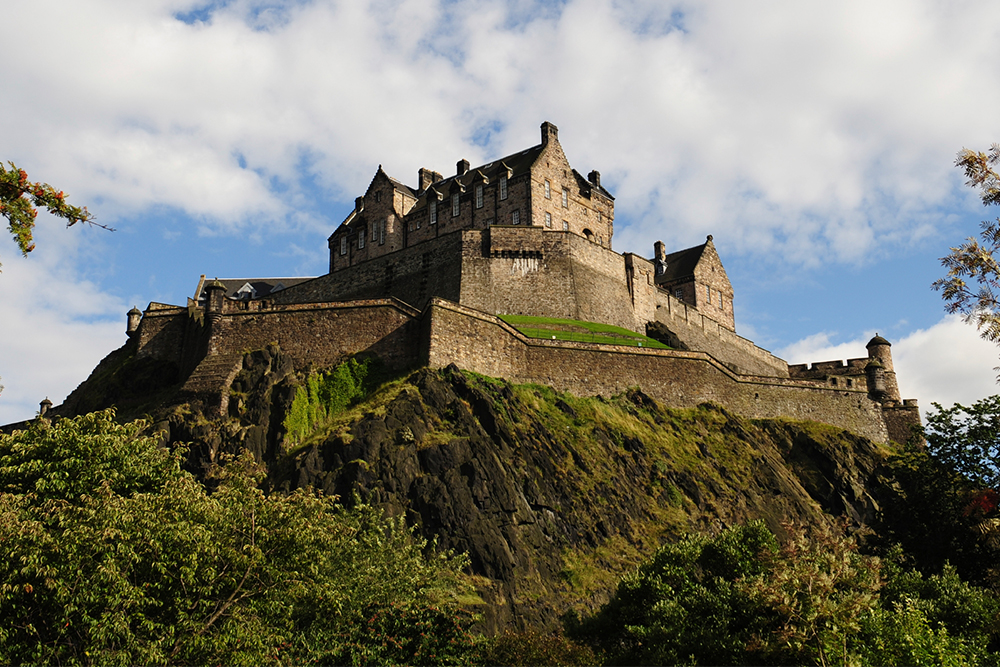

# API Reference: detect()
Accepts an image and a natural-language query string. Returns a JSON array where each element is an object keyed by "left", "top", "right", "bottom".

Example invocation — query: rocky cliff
[{"left": 25, "top": 343, "right": 897, "bottom": 630}]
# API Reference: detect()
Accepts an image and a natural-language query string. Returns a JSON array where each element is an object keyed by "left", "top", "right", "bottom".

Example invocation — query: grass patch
[{"left": 498, "top": 315, "right": 669, "bottom": 349}]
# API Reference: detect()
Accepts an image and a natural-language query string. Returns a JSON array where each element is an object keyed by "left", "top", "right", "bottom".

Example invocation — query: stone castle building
[{"left": 23, "top": 122, "right": 921, "bottom": 444}]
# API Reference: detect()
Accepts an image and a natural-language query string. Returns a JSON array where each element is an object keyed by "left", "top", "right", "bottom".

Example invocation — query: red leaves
[{"left": 964, "top": 489, "right": 999, "bottom": 517}]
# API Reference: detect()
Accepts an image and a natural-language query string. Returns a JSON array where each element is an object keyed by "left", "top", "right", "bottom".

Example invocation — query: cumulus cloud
[
  {"left": 778, "top": 315, "right": 1000, "bottom": 413},
  {"left": 0, "top": 221, "right": 126, "bottom": 425},
  {"left": 4, "top": 0, "right": 1000, "bottom": 260}
]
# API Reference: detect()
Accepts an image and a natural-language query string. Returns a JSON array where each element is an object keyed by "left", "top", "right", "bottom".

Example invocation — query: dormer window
[
  {"left": 500, "top": 175, "right": 508, "bottom": 200},
  {"left": 429, "top": 199, "right": 436, "bottom": 225},
  {"left": 544, "top": 179, "right": 551, "bottom": 199},
  {"left": 340, "top": 236, "right": 347, "bottom": 255},
  {"left": 476, "top": 184, "right": 483, "bottom": 209},
  {"left": 562, "top": 187, "right": 568, "bottom": 208},
  {"left": 452, "top": 192, "right": 460, "bottom": 217}
]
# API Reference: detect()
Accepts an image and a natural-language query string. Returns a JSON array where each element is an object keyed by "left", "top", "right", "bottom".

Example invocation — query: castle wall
[
  {"left": 135, "top": 304, "right": 189, "bottom": 365},
  {"left": 627, "top": 254, "right": 788, "bottom": 377},
  {"left": 423, "top": 299, "right": 890, "bottom": 442},
  {"left": 460, "top": 228, "right": 637, "bottom": 331},
  {"left": 210, "top": 299, "right": 421, "bottom": 371},
  {"left": 276, "top": 232, "right": 466, "bottom": 312}
]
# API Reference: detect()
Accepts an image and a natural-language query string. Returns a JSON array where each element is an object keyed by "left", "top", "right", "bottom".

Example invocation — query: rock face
[{"left": 44, "top": 348, "right": 895, "bottom": 631}]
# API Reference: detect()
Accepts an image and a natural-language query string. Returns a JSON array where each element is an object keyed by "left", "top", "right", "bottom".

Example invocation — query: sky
[{"left": 2, "top": 0, "right": 1000, "bottom": 424}]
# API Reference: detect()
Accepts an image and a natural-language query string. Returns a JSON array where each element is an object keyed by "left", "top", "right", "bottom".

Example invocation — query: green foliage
[
  {"left": 480, "top": 629, "right": 597, "bottom": 666},
  {"left": 0, "top": 410, "right": 474, "bottom": 665},
  {"left": 934, "top": 145, "right": 1000, "bottom": 347},
  {"left": 325, "top": 602, "right": 480, "bottom": 666},
  {"left": 925, "top": 395, "right": 1000, "bottom": 490},
  {"left": 283, "top": 356, "right": 383, "bottom": 445},
  {"left": 879, "top": 397, "right": 1000, "bottom": 589},
  {"left": 574, "top": 521, "right": 998, "bottom": 666},
  {"left": 0, "top": 161, "right": 104, "bottom": 269}
]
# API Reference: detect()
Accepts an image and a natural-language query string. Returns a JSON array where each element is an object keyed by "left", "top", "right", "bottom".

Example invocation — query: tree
[
  {"left": 571, "top": 521, "right": 998, "bottom": 666},
  {"left": 0, "top": 161, "right": 109, "bottom": 269},
  {"left": 0, "top": 410, "right": 479, "bottom": 665},
  {"left": 934, "top": 145, "right": 1000, "bottom": 347}
]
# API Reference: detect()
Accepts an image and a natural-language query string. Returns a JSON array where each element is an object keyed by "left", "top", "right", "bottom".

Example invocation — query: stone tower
[{"left": 866, "top": 334, "right": 901, "bottom": 403}]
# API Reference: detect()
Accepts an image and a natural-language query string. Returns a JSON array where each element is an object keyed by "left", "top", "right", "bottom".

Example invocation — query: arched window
[{"left": 583, "top": 228, "right": 594, "bottom": 241}]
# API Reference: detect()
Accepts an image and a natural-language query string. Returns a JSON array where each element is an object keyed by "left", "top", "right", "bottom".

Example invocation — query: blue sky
[{"left": 2, "top": 0, "right": 1000, "bottom": 424}]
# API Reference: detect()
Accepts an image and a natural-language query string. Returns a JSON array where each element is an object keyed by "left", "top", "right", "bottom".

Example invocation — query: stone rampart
[{"left": 423, "top": 298, "right": 890, "bottom": 442}]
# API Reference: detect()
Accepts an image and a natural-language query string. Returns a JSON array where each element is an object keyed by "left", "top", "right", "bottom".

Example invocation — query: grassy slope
[{"left": 498, "top": 314, "right": 669, "bottom": 348}]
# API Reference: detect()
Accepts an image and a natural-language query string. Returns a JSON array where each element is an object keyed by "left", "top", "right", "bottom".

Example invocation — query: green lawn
[{"left": 497, "top": 314, "right": 670, "bottom": 349}]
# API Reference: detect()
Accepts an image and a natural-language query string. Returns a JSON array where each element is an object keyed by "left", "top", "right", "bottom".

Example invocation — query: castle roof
[
  {"left": 407, "top": 144, "right": 547, "bottom": 213},
  {"left": 196, "top": 277, "right": 316, "bottom": 302},
  {"left": 656, "top": 242, "right": 709, "bottom": 283}
]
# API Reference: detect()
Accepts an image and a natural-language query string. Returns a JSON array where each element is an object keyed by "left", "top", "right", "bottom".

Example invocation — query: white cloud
[
  {"left": 4, "top": 0, "right": 1000, "bottom": 262},
  {"left": 0, "top": 222, "right": 126, "bottom": 425},
  {"left": 778, "top": 315, "right": 1000, "bottom": 414}
]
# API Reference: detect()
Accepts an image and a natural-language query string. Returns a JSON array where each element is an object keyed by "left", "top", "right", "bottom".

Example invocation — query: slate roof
[
  {"left": 656, "top": 242, "right": 708, "bottom": 283},
  {"left": 406, "top": 144, "right": 547, "bottom": 213},
  {"left": 196, "top": 277, "right": 316, "bottom": 302}
]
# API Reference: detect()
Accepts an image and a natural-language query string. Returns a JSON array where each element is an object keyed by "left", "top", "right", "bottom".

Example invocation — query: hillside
[{"left": 41, "top": 343, "right": 898, "bottom": 631}]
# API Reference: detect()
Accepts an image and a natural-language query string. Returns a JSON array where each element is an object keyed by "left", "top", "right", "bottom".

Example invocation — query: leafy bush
[
  {"left": 0, "top": 410, "right": 474, "bottom": 665},
  {"left": 572, "top": 520, "right": 998, "bottom": 666},
  {"left": 283, "top": 356, "right": 383, "bottom": 445},
  {"left": 480, "top": 629, "right": 597, "bottom": 666}
]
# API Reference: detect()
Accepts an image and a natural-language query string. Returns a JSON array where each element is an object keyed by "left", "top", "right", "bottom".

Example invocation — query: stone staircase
[{"left": 181, "top": 352, "right": 244, "bottom": 414}]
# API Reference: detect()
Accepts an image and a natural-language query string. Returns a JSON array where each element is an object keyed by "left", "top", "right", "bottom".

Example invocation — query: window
[
  {"left": 452, "top": 192, "right": 460, "bottom": 217},
  {"left": 675, "top": 288, "right": 683, "bottom": 300},
  {"left": 476, "top": 184, "right": 483, "bottom": 209},
  {"left": 379, "top": 220, "right": 386, "bottom": 244},
  {"left": 372, "top": 221, "right": 378, "bottom": 241},
  {"left": 562, "top": 187, "right": 568, "bottom": 208},
  {"left": 340, "top": 236, "right": 347, "bottom": 255},
  {"left": 375, "top": 191, "right": 381, "bottom": 202},
  {"left": 500, "top": 174, "right": 508, "bottom": 200},
  {"left": 544, "top": 179, "right": 551, "bottom": 199},
  {"left": 562, "top": 220, "right": 569, "bottom": 231},
  {"left": 598, "top": 211, "right": 602, "bottom": 223},
  {"left": 512, "top": 210, "right": 520, "bottom": 225},
  {"left": 428, "top": 199, "right": 436, "bottom": 225},
  {"left": 359, "top": 227, "right": 365, "bottom": 249},
  {"left": 545, "top": 212, "right": 552, "bottom": 228},
  {"left": 706, "top": 285, "right": 711, "bottom": 303}
]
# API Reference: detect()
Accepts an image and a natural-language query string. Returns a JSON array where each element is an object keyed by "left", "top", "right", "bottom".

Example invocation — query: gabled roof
[
  {"left": 656, "top": 243, "right": 708, "bottom": 283},
  {"left": 196, "top": 277, "right": 316, "bottom": 301},
  {"left": 407, "top": 144, "right": 545, "bottom": 213}
]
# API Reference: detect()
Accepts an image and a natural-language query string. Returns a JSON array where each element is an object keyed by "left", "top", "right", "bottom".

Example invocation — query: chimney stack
[
  {"left": 541, "top": 121, "right": 559, "bottom": 147},
  {"left": 588, "top": 170, "right": 601, "bottom": 187},
  {"left": 457, "top": 159, "right": 470, "bottom": 176}
]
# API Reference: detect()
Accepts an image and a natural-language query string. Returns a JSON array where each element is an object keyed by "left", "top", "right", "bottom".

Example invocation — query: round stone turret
[
  {"left": 39, "top": 397, "right": 52, "bottom": 418},
  {"left": 126, "top": 306, "right": 142, "bottom": 337},
  {"left": 865, "top": 358, "right": 886, "bottom": 400},
  {"left": 205, "top": 279, "right": 227, "bottom": 326},
  {"left": 865, "top": 333, "right": 900, "bottom": 402}
]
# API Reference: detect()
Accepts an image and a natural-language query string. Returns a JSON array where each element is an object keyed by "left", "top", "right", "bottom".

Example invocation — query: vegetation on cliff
[
  {"left": 10, "top": 349, "right": 1000, "bottom": 664},
  {"left": 0, "top": 411, "right": 476, "bottom": 665}
]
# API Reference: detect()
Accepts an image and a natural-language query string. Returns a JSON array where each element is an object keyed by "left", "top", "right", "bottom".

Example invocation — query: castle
[{"left": 44, "top": 122, "right": 921, "bottom": 443}]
